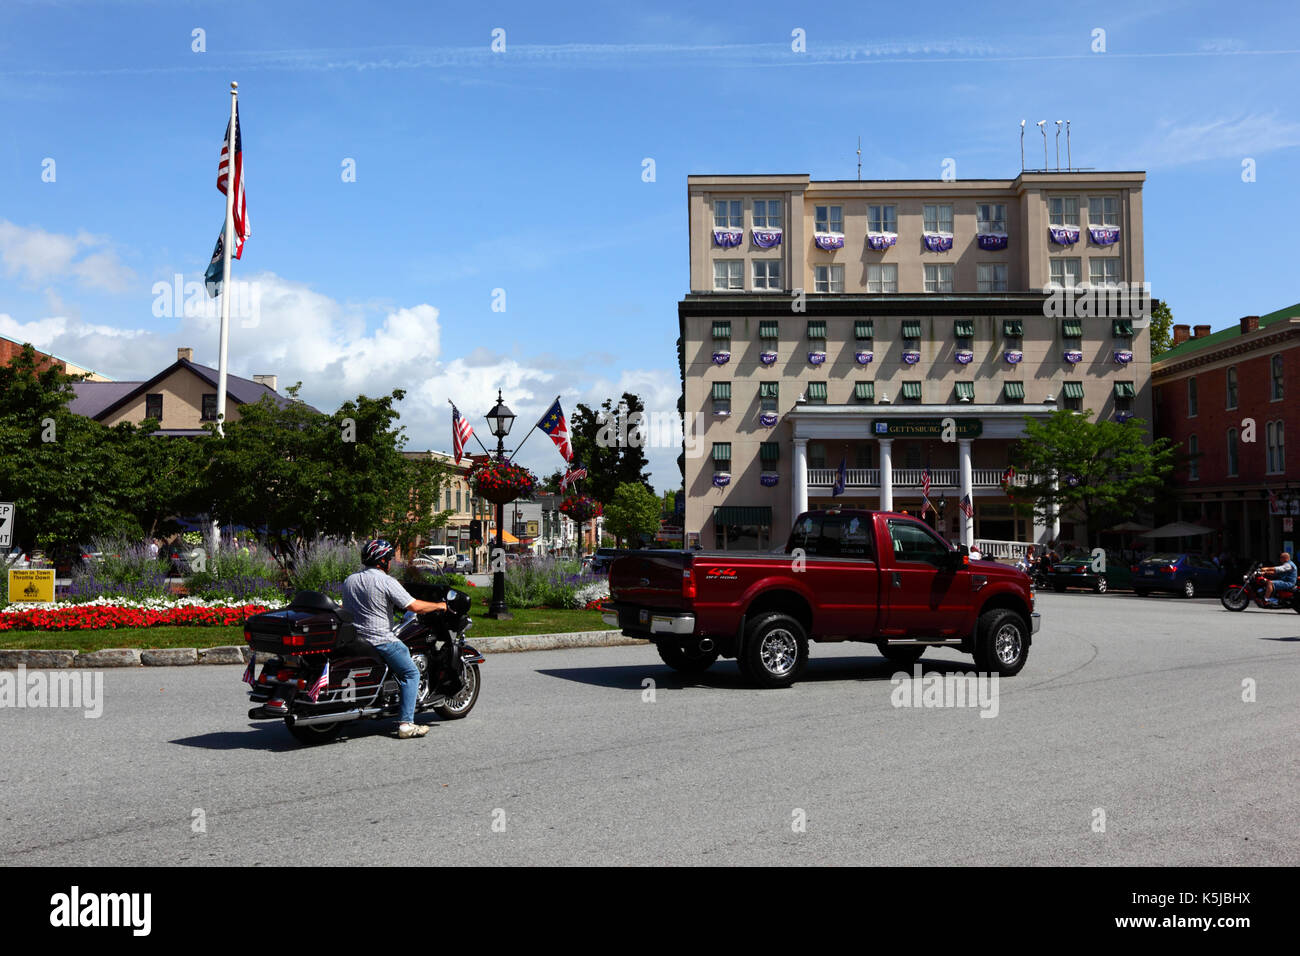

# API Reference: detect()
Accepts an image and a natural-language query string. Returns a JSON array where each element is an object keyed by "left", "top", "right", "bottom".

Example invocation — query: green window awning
[
  {"left": 1003, "top": 319, "right": 1024, "bottom": 337},
  {"left": 807, "top": 320, "right": 827, "bottom": 339},
  {"left": 1063, "top": 381, "right": 1085, "bottom": 399},
  {"left": 901, "top": 381, "right": 922, "bottom": 400},
  {"left": 955, "top": 382, "right": 975, "bottom": 400},
  {"left": 712, "top": 321, "right": 731, "bottom": 340},
  {"left": 759, "top": 320, "right": 780, "bottom": 339},
  {"left": 854, "top": 382, "right": 874, "bottom": 401},
  {"left": 1115, "top": 382, "right": 1136, "bottom": 398},
  {"left": 1112, "top": 319, "right": 1134, "bottom": 337},
  {"left": 712, "top": 443, "right": 732, "bottom": 462},
  {"left": 855, "top": 320, "right": 874, "bottom": 339},
  {"left": 1004, "top": 381, "right": 1025, "bottom": 399},
  {"left": 1062, "top": 319, "right": 1083, "bottom": 337},
  {"left": 759, "top": 382, "right": 779, "bottom": 399},
  {"left": 711, "top": 382, "right": 731, "bottom": 400},
  {"left": 902, "top": 320, "right": 922, "bottom": 339},
  {"left": 806, "top": 382, "right": 828, "bottom": 400},
  {"left": 954, "top": 320, "right": 975, "bottom": 338},
  {"left": 714, "top": 505, "right": 773, "bottom": 526},
  {"left": 759, "top": 442, "right": 781, "bottom": 462}
]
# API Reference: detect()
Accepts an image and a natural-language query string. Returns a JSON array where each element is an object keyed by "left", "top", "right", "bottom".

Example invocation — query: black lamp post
[{"left": 485, "top": 389, "right": 516, "bottom": 620}]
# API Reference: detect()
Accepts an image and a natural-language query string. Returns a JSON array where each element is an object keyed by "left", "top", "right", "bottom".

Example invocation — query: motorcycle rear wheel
[
  {"left": 284, "top": 717, "right": 344, "bottom": 745},
  {"left": 433, "top": 663, "right": 480, "bottom": 720},
  {"left": 1220, "top": 587, "right": 1250, "bottom": 612}
]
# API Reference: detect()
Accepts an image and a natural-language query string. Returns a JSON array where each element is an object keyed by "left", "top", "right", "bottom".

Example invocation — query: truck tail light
[{"left": 682, "top": 568, "right": 696, "bottom": 600}]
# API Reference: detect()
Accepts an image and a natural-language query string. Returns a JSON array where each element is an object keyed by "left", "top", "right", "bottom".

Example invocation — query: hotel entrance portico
[{"left": 787, "top": 403, "right": 1059, "bottom": 547}]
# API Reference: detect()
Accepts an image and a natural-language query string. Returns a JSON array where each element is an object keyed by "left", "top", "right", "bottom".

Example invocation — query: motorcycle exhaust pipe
[
  {"left": 698, "top": 638, "right": 715, "bottom": 653},
  {"left": 292, "top": 707, "right": 383, "bottom": 727}
]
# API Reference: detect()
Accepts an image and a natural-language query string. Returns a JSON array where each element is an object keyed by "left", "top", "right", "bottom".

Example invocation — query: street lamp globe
[{"left": 485, "top": 389, "right": 515, "bottom": 439}]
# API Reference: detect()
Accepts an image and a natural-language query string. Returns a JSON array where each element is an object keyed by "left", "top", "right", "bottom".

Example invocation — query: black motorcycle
[{"left": 243, "top": 586, "right": 484, "bottom": 745}]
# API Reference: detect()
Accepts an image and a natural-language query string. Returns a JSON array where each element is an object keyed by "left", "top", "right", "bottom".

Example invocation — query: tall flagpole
[{"left": 216, "top": 80, "right": 238, "bottom": 437}]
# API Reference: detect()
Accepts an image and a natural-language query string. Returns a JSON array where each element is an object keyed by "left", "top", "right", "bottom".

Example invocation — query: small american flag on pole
[
  {"left": 959, "top": 494, "right": 975, "bottom": 519},
  {"left": 451, "top": 405, "right": 474, "bottom": 464},
  {"left": 561, "top": 462, "right": 588, "bottom": 490},
  {"left": 217, "top": 102, "right": 249, "bottom": 258},
  {"left": 307, "top": 659, "right": 329, "bottom": 703},
  {"left": 242, "top": 652, "right": 256, "bottom": 686}
]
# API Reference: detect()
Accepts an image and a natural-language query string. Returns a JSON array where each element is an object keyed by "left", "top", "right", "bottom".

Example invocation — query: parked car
[
  {"left": 4, "top": 548, "right": 33, "bottom": 569},
  {"left": 1047, "top": 550, "right": 1133, "bottom": 593},
  {"left": 603, "top": 508, "right": 1040, "bottom": 687},
  {"left": 589, "top": 548, "right": 627, "bottom": 574},
  {"left": 416, "top": 545, "right": 458, "bottom": 570},
  {"left": 1131, "top": 553, "right": 1224, "bottom": 598},
  {"left": 451, "top": 554, "right": 472, "bottom": 573},
  {"left": 162, "top": 543, "right": 205, "bottom": 575}
]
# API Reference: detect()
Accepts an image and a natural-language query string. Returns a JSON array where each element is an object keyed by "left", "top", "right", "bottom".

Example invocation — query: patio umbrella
[
  {"left": 1139, "top": 521, "right": 1215, "bottom": 538},
  {"left": 1107, "top": 521, "right": 1151, "bottom": 532}
]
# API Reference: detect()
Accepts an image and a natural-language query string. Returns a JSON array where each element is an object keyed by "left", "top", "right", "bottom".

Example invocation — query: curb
[{"left": 0, "top": 631, "right": 643, "bottom": 668}]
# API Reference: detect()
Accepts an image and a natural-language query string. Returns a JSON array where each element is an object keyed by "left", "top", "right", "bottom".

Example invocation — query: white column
[
  {"left": 879, "top": 439, "right": 894, "bottom": 511},
  {"left": 958, "top": 438, "right": 973, "bottom": 546},
  {"left": 1050, "top": 473, "right": 1061, "bottom": 542},
  {"left": 793, "top": 438, "right": 809, "bottom": 517}
]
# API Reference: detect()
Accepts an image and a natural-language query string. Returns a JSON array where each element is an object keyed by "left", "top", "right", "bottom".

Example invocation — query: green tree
[
  {"left": 1149, "top": 300, "right": 1174, "bottom": 358},
  {"left": 603, "top": 481, "right": 661, "bottom": 548},
  {"left": 1010, "top": 410, "right": 1177, "bottom": 547},
  {"left": 570, "top": 392, "right": 652, "bottom": 505}
]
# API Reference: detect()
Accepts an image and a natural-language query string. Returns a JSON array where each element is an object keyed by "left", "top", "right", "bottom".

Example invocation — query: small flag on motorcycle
[
  {"left": 307, "top": 659, "right": 329, "bottom": 702},
  {"left": 242, "top": 652, "right": 256, "bottom": 686}
]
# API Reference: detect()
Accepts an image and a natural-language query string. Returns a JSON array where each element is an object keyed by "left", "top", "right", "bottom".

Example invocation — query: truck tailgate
[{"left": 609, "top": 551, "right": 691, "bottom": 610}]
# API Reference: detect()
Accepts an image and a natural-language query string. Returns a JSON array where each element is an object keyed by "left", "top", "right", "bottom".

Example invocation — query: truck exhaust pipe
[{"left": 698, "top": 638, "right": 715, "bottom": 653}]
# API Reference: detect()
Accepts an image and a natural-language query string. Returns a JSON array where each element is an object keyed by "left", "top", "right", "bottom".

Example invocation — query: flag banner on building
[
  {"left": 866, "top": 233, "right": 897, "bottom": 251},
  {"left": 712, "top": 228, "right": 743, "bottom": 247},
  {"left": 217, "top": 102, "right": 250, "bottom": 258},
  {"left": 955, "top": 350, "right": 974, "bottom": 365},
  {"left": 813, "top": 233, "right": 844, "bottom": 250},
  {"left": 712, "top": 351, "right": 731, "bottom": 365},
  {"left": 751, "top": 228, "right": 783, "bottom": 248},
  {"left": 1004, "top": 350, "right": 1023, "bottom": 364},
  {"left": 758, "top": 412, "right": 778, "bottom": 428},
  {"left": 833, "top": 457, "right": 847, "bottom": 497},
  {"left": 560, "top": 462, "right": 587, "bottom": 489},
  {"left": 204, "top": 227, "right": 226, "bottom": 298},
  {"left": 1049, "top": 226, "right": 1080, "bottom": 246},
  {"left": 902, "top": 350, "right": 921, "bottom": 365},
  {"left": 536, "top": 399, "right": 574, "bottom": 462},
  {"left": 855, "top": 350, "right": 874, "bottom": 365},
  {"left": 808, "top": 351, "right": 826, "bottom": 366},
  {"left": 759, "top": 351, "right": 778, "bottom": 366},
  {"left": 1088, "top": 227, "right": 1120, "bottom": 245},
  {"left": 977, "top": 233, "right": 1009, "bottom": 250},
  {"left": 922, "top": 233, "right": 954, "bottom": 252},
  {"left": 1113, "top": 350, "right": 1134, "bottom": 365},
  {"left": 959, "top": 494, "right": 975, "bottom": 519},
  {"left": 760, "top": 472, "right": 779, "bottom": 487},
  {"left": 451, "top": 404, "right": 474, "bottom": 464},
  {"left": 712, "top": 473, "right": 731, "bottom": 488},
  {"left": 241, "top": 652, "right": 256, "bottom": 686},
  {"left": 307, "top": 659, "right": 329, "bottom": 702},
  {"left": 1063, "top": 349, "right": 1083, "bottom": 364}
]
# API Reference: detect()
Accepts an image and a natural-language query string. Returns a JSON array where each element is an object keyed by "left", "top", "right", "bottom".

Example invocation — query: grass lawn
[{"left": 0, "top": 606, "right": 609, "bottom": 653}]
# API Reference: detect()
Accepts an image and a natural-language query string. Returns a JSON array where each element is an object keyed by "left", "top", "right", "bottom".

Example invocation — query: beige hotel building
[{"left": 678, "top": 171, "right": 1153, "bottom": 551}]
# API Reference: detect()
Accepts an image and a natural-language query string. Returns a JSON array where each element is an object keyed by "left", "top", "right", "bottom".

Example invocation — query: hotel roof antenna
[
  {"left": 1036, "top": 120, "right": 1047, "bottom": 171},
  {"left": 1066, "top": 120, "right": 1072, "bottom": 171},
  {"left": 1055, "top": 120, "right": 1063, "bottom": 170},
  {"left": 1019, "top": 120, "right": 1026, "bottom": 171},
  {"left": 857, "top": 136, "right": 862, "bottom": 181}
]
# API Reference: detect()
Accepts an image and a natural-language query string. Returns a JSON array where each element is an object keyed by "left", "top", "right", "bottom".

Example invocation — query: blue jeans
[{"left": 373, "top": 640, "right": 420, "bottom": 724}]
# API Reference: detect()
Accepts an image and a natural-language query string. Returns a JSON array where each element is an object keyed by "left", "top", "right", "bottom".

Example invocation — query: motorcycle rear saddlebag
[{"left": 244, "top": 607, "right": 356, "bottom": 655}]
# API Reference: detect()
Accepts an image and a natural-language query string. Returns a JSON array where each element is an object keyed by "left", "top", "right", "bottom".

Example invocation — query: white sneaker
[{"left": 398, "top": 722, "right": 429, "bottom": 739}]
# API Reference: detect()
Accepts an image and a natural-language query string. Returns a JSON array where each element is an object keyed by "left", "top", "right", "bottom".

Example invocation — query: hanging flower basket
[
  {"left": 470, "top": 459, "right": 537, "bottom": 505},
  {"left": 559, "top": 494, "right": 602, "bottom": 525}
]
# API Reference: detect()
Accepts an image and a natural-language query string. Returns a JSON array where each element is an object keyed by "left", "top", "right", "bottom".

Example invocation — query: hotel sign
[{"left": 872, "top": 418, "right": 983, "bottom": 438}]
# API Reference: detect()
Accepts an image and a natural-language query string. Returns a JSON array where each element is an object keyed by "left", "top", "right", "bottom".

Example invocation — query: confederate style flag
[
  {"left": 537, "top": 399, "right": 574, "bottom": 461},
  {"left": 217, "top": 102, "right": 250, "bottom": 258}
]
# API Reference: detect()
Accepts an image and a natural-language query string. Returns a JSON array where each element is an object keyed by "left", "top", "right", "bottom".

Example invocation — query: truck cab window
[
  {"left": 786, "top": 514, "right": 823, "bottom": 554},
  {"left": 886, "top": 519, "right": 951, "bottom": 565},
  {"left": 819, "top": 514, "right": 874, "bottom": 559}
]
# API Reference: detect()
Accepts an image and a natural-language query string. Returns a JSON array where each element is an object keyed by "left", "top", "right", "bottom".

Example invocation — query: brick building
[{"left": 1151, "top": 303, "right": 1300, "bottom": 558}]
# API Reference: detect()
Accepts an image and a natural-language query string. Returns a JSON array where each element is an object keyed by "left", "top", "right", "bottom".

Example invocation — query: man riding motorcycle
[
  {"left": 1261, "top": 550, "right": 1298, "bottom": 605},
  {"left": 341, "top": 539, "right": 447, "bottom": 739}
]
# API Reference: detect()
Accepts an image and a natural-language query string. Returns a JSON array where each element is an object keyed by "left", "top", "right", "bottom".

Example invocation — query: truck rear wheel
[
  {"left": 972, "top": 609, "right": 1029, "bottom": 676},
  {"left": 656, "top": 640, "right": 720, "bottom": 673},
  {"left": 740, "top": 612, "right": 808, "bottom": 689}
]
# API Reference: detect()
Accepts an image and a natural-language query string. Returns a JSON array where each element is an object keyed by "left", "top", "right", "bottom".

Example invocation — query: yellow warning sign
[{"left": 8, "top": 569, "right": 55, "bottom": 603}]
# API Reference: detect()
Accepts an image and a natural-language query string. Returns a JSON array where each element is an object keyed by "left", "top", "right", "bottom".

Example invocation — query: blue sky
[{"left": 2, "top": 0, "right": 1298, "bottom": 489}]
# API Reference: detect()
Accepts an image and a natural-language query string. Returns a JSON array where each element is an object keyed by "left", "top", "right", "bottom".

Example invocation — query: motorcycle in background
[{"left": 1220, "top": 562, "right": 1300, "bottom": 612}]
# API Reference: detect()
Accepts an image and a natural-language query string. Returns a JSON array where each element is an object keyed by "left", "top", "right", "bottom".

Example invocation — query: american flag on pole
[
  {"left": 959, "top": 494, "right": 975, "bottom": 519},
  {"left": 217, "top": 102, "right": 250, "bottom": 258},
  {"left": 537, "top": 398, "right": 574, "bottom": 462},
  {"left": 921, "top": 468, "right": 931, "bottom": 499},
  {"left": 561, "top": 462, "right": 588, "bottom": 490},
  {"left": 242, "top": 652, "right": 256, "bottom": 686},
  {"left": 451, "top": 404, "right": 474, "bottom": 464},
  {"left": 1269, "top": 488, "right": 1279, "bottom": 513},
  {"left": 307, "top": 659, "right": 329, "bottom": 702}
]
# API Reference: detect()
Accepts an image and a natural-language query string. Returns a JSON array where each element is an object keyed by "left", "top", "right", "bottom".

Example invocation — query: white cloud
[
  {"left": 1136, "top": 112, "right": 1300, "bottom": 167},
  {"left": 0, "top": 220, "right": 134, "bottom": 293}
]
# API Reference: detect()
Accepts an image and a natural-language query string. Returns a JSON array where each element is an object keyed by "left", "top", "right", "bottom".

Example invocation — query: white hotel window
[
  {"left": 868, "top": 204, "right": 897, "bottom": 233},
  {"left": 713, "top": 200, "right": 742, "bottom": 229},
  {"left": 1088, "top": 258, "right": 1121, "bottom": 286},
  {"left": 752, "top": 260, "right": 782, "bottom": 290},
  {"left": 977, "top": 203, "right": 1007, "bottom": 233},
  {"left": 923, "top": 204, "right": 954, "bottom": 233},
  {"left": 815, "top": 205, "right": 843, "bottom": 233},
  {"left": 1049, "top": 196, "right": 1080, "bottom": 227},
  {"left": 867, "top": 263, "right": 898, "bottom": 293},
  {"left": 1089, "top": 196, "right": 1119, "bottom": 227},
  {"left": 713, "top": 260, "right": 743, "bottom": 291},
  {"left": 1049, "top": 258, "right": 1082, "bottom": 287},
  {"left": 978, "top": 263, "right": 1008, "bottom": 292},
  {"left": 814, "top": 264, "right": 844, "bottom": 293},
  {"left": 924, "top": 264, "right": 954, "bottom": 292},
  {"left": 753, "top": 199, "right": 782, "bottom": 229}
]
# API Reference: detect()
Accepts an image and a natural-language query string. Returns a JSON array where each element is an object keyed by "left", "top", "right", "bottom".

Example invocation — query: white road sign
[{"left": 0, "top": 502, "right": 14, "bottom": 549}]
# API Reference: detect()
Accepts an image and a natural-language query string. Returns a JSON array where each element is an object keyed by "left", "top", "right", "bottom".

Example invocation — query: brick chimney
[
  {"left": 1240, "top": 315, "right": 1260, "bottom": 334},
  {"left": 177, "top": 347, "right": 193, "bottom": 362},
  {"left": 1172, "top": 324, "right": 1190, "bottom": 346},
  {"left": 1193, "top": 324, "right": 1211, "bottom": 339},
  {"left": 253, "top": 374, "right": 278, "bottom": 392}
]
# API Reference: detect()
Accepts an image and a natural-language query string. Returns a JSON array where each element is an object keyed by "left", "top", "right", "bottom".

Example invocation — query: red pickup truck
[{"left": 603, "top": 509, "right": 1040, "bottom": 688}]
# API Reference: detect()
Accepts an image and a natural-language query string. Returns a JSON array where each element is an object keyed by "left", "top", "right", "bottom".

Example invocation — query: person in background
[{"left": 1262, "top": 551, "right": 1297, "bottom": 605}]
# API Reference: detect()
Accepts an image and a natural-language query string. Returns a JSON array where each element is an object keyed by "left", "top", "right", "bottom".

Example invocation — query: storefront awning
[{"left": 714, "top": 506, "right": 773, "bottom": 526}]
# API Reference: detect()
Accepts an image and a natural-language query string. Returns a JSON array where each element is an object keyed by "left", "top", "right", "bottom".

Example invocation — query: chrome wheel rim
[
  {"left": 759, "top": 629, "right": 798, "bottom": 677},
  {"left": 1097, "top": 579, "right": 1107, "bottom": 593},
  {"left": 442, "top": 664, "right": 477, "bottom": 713},
  {"left": 1184, "top": 581, "right": 1195, "bottom": 598},
  {"left": 994, "top": 624, "right": 1022, "bottom": 666}
]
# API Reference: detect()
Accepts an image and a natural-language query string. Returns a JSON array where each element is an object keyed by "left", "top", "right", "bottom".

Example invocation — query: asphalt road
[{"left": 2, "top": 592, "right": 1297, "bottom": 866}]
